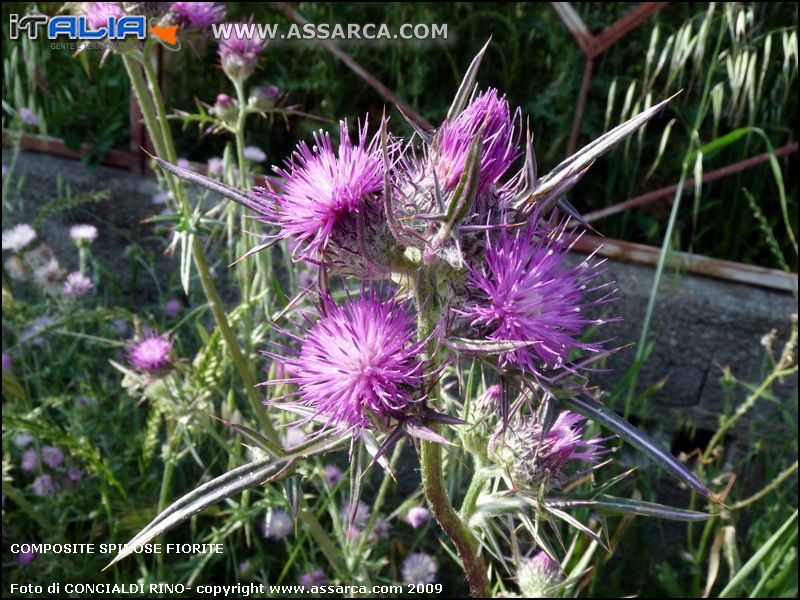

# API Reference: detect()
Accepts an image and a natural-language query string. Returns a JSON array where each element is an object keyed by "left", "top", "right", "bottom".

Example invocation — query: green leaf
[
  {"left": 545, "top": 495, "right": 713, "bottom": 522},
  {"left": 719, "top": 510, "right": 798, "bottom": 598},
  {"left": 562, "top": 394, "right": 712, "bottom": 497}
]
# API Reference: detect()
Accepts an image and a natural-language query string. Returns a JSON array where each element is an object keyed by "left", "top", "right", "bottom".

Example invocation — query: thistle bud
[
  {"left": 488, "top": 411, "right": 606, "bottom": 489},
  {"left": 249, "top": 85, "right": 281, "bottom": 110},
  {"left": 516, "top": 552, "right": 563, "bottom": 598},
  {"left": 218, "top": 28, "right": 266, "bottom": 82}
]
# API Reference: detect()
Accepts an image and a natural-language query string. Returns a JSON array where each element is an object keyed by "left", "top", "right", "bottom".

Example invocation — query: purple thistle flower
[
  {"left": 66, "top": 467, "right": 83, "bottom": 484},
  {"left": 19, "top": 107, "right": 39, "bottom": 127},
  {"left": 405, "top": 506, "right": 430, "bottom": 529},
  {"left": 84, "top": 2, "right": 125, "bottom": 30},
  {"left": 177, "top": 158, "right": 191, "bottom": 170},
  {"left": 21, "top": 449, "right": 39, "bottom": 472},
  {"left": 267, "top": 292, "right": 427, "bottom": 430},
  {"left": 32, "top": 474, "right": 58, "bottom": 497},
  {"left": 17, "top": 547, "right": 37, "bottom": 566},
  {"left": 322, "top": 464, "right": 343, "bottom": 487},
  {"left": 171, "top": 2, "right": 226, "bottom": 27},
  {"left": 435, "top": 88, "right": 518, "bottom": 194},
  {"left": 299, "top": 568, "right": 328, "bottom": 588},
  {"left": 458, "top": 218, "right": 616, "bottom": 380},
  {"left": 41, "top": 446, "right": 64, "bottom": 469},
  {"left": 2, "top": 352, "right": 11, "bottom": 372},
  {"left": 127, "top": 331, "right": 173, "bottom": 375},
  {"left": 369, "top": 516, "right": 392, "bottom": 541},
  {"left": 251, "top": 119, "right": 384, "bottom": 261},
  {"left": 207, "top": 157, "right": 225, "bottom": 178},
  {"left": 489, "top": 411, "right": 608, "bottom": 488},
  {"left": 165, "top": 298, "right": 183, "bottom": 318},
  {"left": 340, "top": 501, "right": 371, "bottom": 530},
  {"left": 64, "top": 272, "right": 94, "bottom": 298},
  {"left": 402, "top": 553, "right": 438, "bottom": 585}
]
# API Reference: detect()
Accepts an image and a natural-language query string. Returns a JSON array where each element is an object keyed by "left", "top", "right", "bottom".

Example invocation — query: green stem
[
  {"left": 353, "top": 439, "right": 406, "bottom": 572},
  {"left": 414, "top": 271, "right": 490, "bottom": 598},
  {"left": 298, "top": 496, "right": 349, "bottom": 579},
  {"left": 130, "top": 50, "right": 277, "bottom": 442},
  {"left": 232, "top": 78, "right": 253, "bottom": 357},
  {"left": 459, "top": 467, "right": 489, "bottom": 521}
]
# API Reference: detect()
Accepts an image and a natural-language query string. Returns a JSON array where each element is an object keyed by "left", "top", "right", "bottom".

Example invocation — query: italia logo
[{"left": 9, "top": 14, "right": 179, "bottom": 47}]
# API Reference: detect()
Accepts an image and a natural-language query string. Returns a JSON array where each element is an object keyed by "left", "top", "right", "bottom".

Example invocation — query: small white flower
[
  {"left": 33, "top": 258, "right": 65, "bottom": 295},
  {"left": 243, "top": 146, "right": 267, "bottom": 163},
  {"left": 2, "top": 224, "right": 37, "bottom": 252},
  {"left": 69, "top": 224, "right": 98, "bottom": 246},
  {"left": 263, "top": 508, "right": 293, "bottom": 540},
  {"left": 402, "top": 553, "right": 437, "bottom": 585}
]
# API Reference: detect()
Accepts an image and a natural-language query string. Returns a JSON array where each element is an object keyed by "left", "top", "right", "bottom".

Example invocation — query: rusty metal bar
[
  {"left": 549, "top": 2, "right": 594, "bottom": 56},
  {"left": 583, "top": 142, "right": 799, "bottom": 223},
  {"left": 567, "top": 57, "right": 594, "bottom": 155},
  {"left": 553, "top": 3, "right": 666, "bottom": 156},
  {"left": 271, "top": 2, "right": 432, "bottom": 131},
  {"left": 2, "top": 130, "right": 141, "bottom": 170},
  {"left": 591, "top": 2, "right": 669, "bottom": 57},
  {"left": 573, "top": 234, "right": 798, "bottom": 292}
]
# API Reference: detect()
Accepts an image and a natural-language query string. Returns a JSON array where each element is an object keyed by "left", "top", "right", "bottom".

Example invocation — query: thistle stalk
[
  {"left": 123, "top": 49, "right": 276, "bottom": 442},
  {"left": 414, "top": 270, "right": 490, "bottom": 597}
]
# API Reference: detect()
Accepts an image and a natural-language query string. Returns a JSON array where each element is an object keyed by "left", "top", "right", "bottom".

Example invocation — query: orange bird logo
[{"left": 150, "top": 24, "right": 179, "bottom": 45}]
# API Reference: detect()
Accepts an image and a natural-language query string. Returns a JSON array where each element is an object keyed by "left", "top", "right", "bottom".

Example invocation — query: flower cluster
[
  {"left": 240, "top": 78, "right": 620, "bottom": 463},
  {"left": 15, "top": 437, "right": 83, "bottom": 498}
]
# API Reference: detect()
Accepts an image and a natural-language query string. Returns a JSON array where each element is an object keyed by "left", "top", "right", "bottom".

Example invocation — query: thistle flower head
[
  {"left": 253, "top": 120, "right": 384, "bottom": 261},
  {"left": 41, "top": 445, "right": 64, "bottom": 468},
  {"left": 458, "top": 218, "right": 615, "bottom": 380},
  {"left": 67, "top": 467, "right": 83, "bottom": 484},
  {"left": 171, "top": 2, "right": 226, "bottom": 27},
  {"left": 17, "top": 548, "right": 37, "bottom": 566},
  {"left": 263, "top": 508, "right": 293, "bottom": 539},
  {"left": 64, "top": 272, "right": 94, "bottom": 298},
  {"left": 19, "top": 107, "right": 39, "bottom": 127},
  {"left": 218, "top": 24, "right": 266, "bottom": 81},
  {"left": 2, "top": 352, "right": 11, "bottom": 372},
  {"left": 127, "top": 330, "right": 172, "bottom": 375},
  {"left": 165, "top": 298, "right": 183, "bottom": 317},
  {"left": 84, "top": 2, "right": 125, "bottom": 29},
  {"left": 405, "top": 506, "right": 430, "bottom": 529},
  {"left": 21, "top": 449, "right": 38, "bottom": 472},
  {"left": 250, "top": 85, "right": 281, "bottom": 110},
  {"left": 2, "top": 224, "right": 37, "bottom": 252},
  {"left": 402, "top": 553, "right": 438, "bottom": 585},
  {"left": 244, "top": 145, "right": 267, "bottom": 163},
  {"left": 434, "top": 88, "right": 518, "bottom": 194},
  {"left": 340, "top": 500, "right": 371, "bottom": 530},
  {"left": 32, "top": 474, "right": 58, "bottom": 497},
  {"left": 33, "top": 258, "right": 65, "bottom": 295},
  {"left": 268, "top": 292, "right": 427, "bottom": 431},
  {"left": 299, "top": 569, "right": 328, "bottom": 588},
  {"left": 488, "top": 411, "right": 608, "bottom": 488},
  {"left": 322, "top": 464, "right": 343, "bottom": 487},
  {"left": 516, "top": 552, "right": 563, "bottom": 598},
  {"left": 69, "top": 224, "right": 98, "bottom": 246},
  {"left": 369, "top": 516, "right": 392, "bottom": 541}
]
